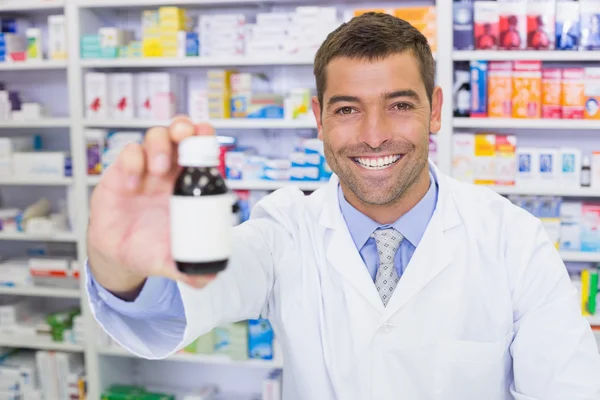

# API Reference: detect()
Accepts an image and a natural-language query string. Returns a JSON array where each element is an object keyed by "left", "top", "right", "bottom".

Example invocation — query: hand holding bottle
[{"left": 87, "top": 117, "right": 218, "bottom": 299}]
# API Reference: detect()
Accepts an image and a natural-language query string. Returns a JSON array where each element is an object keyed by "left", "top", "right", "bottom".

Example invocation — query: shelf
[
  {"left": 0, "top": 335, "right": 83, "bottom": 352},
  {"left": 453, "top": 118, "right": 600, "bottom": 130},
  {"left": 0, "top": 231, "right": 77, "bottom": 242},
  {"left": 453, "top": 50, "right": 600, "bottom": 61},
  {"left": 0, "top": 60, "right": 67, "bottom": 71},
  {"left": 0, "top": 286, "right": 80, "bottom": 298},
  {"left": 76, "top": 0, "right": 272, "bottom": 8},
  {"left": 489, "top": 185, "right": 600, "bottom": 198},
  {"left": 98, "top": 346, "right": 283, "bottom": 368},
  {"left": 79, "top": 55, "right": 315, "bottom": 68},
  {"left": 0, "top": 177, "right": 73, "bottom": 186},
  {"left": 0, "top": 0, "right": 64, "bottom": 11},
  {"left": 0, "top": 119, "right": 70, "bottom": 128},
  {"left": 227, "top": 180, "right": 327, "bottom": 191},
  {"left": 560, "top": 252, "right": 600, "bottom": 263},
  {"left": 83, "top": 118, "right": 317, "bottom": 130}
]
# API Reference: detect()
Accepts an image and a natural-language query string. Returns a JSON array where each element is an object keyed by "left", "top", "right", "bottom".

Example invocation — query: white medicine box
[
  {"left": 109, "top": 73, "right": 135, "bottom": 119},
  {"left": 85, "top": 72, "right": 109, "bottom": 118}
]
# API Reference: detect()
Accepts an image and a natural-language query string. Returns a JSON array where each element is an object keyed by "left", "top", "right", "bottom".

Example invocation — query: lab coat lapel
[
  {"left": 319, "top": 175, "right": 385, "bottom": 313},
  {"left": 383, "top": 167, "right": 463, "bottom": 319}
]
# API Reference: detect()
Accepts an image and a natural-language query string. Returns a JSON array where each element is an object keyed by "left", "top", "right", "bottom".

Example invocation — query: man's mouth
[{"left": 352, "top": 154, "right": 402, "bottom": 170}]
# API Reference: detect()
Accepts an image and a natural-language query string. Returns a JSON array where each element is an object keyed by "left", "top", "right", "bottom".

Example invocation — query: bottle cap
[
  {"left": 178, "top": 136, "right": 220, "bottom": 167},
  {"left": 583, "top": 156, "right": 591, "bottom": 167}
]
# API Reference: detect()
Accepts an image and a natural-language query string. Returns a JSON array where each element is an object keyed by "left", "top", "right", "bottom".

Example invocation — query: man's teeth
[{"left": 354, "top": 155, "right": 401, "bottom": 170}]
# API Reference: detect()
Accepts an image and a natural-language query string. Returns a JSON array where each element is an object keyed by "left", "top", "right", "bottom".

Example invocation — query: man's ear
[
  {"left": 429, "top": 86, "right": 443, "bottom": 134},
  {"left": 312, "top": 96, "right": 324, "bottom": 140}
]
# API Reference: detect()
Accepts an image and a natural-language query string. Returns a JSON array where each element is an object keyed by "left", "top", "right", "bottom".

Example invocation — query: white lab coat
[{"left": 166, "top": 164, "right": 600, "bottom": 399}]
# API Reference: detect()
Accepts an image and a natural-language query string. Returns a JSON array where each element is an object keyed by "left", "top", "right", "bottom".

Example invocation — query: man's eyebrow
[
  {"left": 327, "top": 95, "right": 360, "bottom": 106},
  {"left": 383, "top": 89, "right": 421, "bottom": 101}
]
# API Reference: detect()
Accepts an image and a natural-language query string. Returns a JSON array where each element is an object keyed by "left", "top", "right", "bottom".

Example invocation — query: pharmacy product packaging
[
  {"left": 188, "top": 89, "right": 209, "bottom": 122},
  {"left": 537, "top": 196, "right": 562, "bottom": 248},
  {"left": 581, "top": 203, "right": 600, "bottom": 252},
  {"left": 454, "top": 62, "right": 471, "bottom": 117},
  {"left": 498, "top": 0, "right": 527, "bottom": 49},
  {"left": 538, "top": 148, "right": 560, "bottom": 186},
  {"left": 85, "top": 72, "right": 109, "bottom": 118},
  {"left": 26, "top": 28, "right": 42, "bottom": 60},
  {"left": 488, "top": 61, "right": 513, "bottom": 118},
  {"left": 452, "top": 0, "right": 475, "bottom": 50},
  {"left": 48, "top": 15, "right": 67, "bottom": 60},
  {"left": 512, "top": 61, "right": 542, "bottom": 119},
  {"left": 592, "top": 151, "right": 600, "bottom": 189},
  {"left": 395, "top": 7, "right": 437, "bottom": 51},
  {"left": 474, "top": 134, "right": 496, "bottom": 185},
  {"left": 527, "top": 0, "right": 556, "bottom": 49},
  {"left": 560, "top": 201, "right": 582, "bottom": 251},
  {"left": 581, "top": 0, "right": 600, "bottom": 49},
  {"left": 556, "top": 0, "right": 581, "bottom": 49},
  {"left": 85, "top": 130, "right": 106, "bottom": 175},
  {"left": 542, "top": 68, "right": 562, "bottom": 118},
  {"left": 12, "top": 152, "right": 71, "bottom": 179},
  {"left": 135, "top": 74, "right": 151, "bottom": 119},
  {"left": 452, "top": 132, "right": 476, "bottom": 183},
  {"left": 559, "top": 147, "right": 582, "bottom": 187},
  {"left": 263, "top": 369, "right": 283, "bottom": 400},
  {"left": 495, "top": 135, "right": 517, "bottom": 185},
  {"left": 248, "top": 318, "right": 274, "bottom": 360},
  {"left": 474, "top": 1, "right": 499, "bottom": 49},
  {"left": 516, "top": 147, "right": 540, "bottom": 186},
  {"left": 584, "top": 67, "right": 600, "bottom": 119},
  {"left": 470, "top": 60, "right": 488, "bottom": 117},
  {"left": 109, "top": 73, "right": 134, "bottom": 119},
  {"left": 561, "top": 68, "right": 585, "bottom": 119}
]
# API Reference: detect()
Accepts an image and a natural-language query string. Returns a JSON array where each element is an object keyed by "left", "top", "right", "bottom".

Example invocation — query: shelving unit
[
  {"left": 0, "top": 60, "right": 68, "bottom": 71},
  {"left": 0, "top": 177, "right": 73, "bottom": 186},
  {"left": 561, "top": 252, "right": 600, "bottom": 263},
  {"left": 0, "top": 231, "right": 77, "bottom": 242},
  {"left": 0, "top": 0, "right": 65, "bottom": 12},
  {"left": 83, "top": 118, "right": 317, "bottom": 130},
  {"left": 0, "top": 335, "right": 84, "bottom": 352},
  {"left": 453, "top": 50, "right": 600, "bottom": 62},
  {"left": 0, "top": 118, "right": 71, "bottom": 128},
  {"left": 0, "top": 286, "right": 80, "bottom": 298},
  {"left": 454, "top": 118, "right": 600, "bottom": 130},
  {"left": 79, "top": 55, "right": 315, "bottom": 68}
]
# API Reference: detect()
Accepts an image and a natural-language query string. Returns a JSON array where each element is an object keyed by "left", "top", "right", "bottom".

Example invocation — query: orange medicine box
[
  {"left": 584, "top": 67, "right": 600, "bottom": 120},
  {"left": 561, "top": 68, "right": 585, "bottom": 119},
  {"left": 488, "top": 61, "right": 513, "bottom": 118},
  {"left": 511, "top": 60, "right": 542, "bottom": 119},
  {"left": 542, "top": 68, "right": 562, "bottom": 119},
  {"left": 495, "top": 134, "right": 517, "bottom": 186}
]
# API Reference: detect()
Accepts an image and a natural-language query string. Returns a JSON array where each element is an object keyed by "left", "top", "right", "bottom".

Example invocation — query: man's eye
[
  {"left": 394, "top": 103, "right": 413, "bottom": 111},
  {"left": 337, "top": 107, "right": 354, "bottom": 115}
]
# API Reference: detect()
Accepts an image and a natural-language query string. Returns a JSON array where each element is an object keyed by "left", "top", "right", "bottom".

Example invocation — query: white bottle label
[{"left": 170, "top": 194, "right": 233, "bottom": 263}]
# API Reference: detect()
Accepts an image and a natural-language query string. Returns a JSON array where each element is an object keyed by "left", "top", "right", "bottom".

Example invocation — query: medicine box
[
  {"left": 495, "top": 135, "right": 517, "bottom": 186},
  {"left": 48, "top": 15, "right": 67, "bottom": 60},
  {"left": 452, "top": 132, "right": 475, "bottom": 183},
  {"left": 592, "top": 151, "right": 600, "bottom": 189},
  {"left": 556, "top": 0, "right": 581, "bottom": 49},
  {"left": 12, "top": 152, "right": 71, "bottom": 178},
  {"left": 560, "top": 201, "right": 582, "bottom": 251},
  {"left": 512, "top": 61, "right": 542, "bottom": 119},
  {"left": 26, "top": 28, "right": 42, "bottom": 60},
  {"left": 474, "top": 134, "right": 496, "bottom": 185},
  {"left": 584, "top": 67, "right": 600, "bottom": 119},
  {"left": 516, "top": 147, "right": 539, "bottom": 186},
  {"left": 498, "top": 0, "right": 527, "bottom": 50},
  {"left": 561, "top": 68, "right": 585, "bottom": 119},
  {"left": 488, "top": 61, "right": 513, "bottom": 118},
  {"left": 248, "top": 319, "right": 274, "bottom": 360},
  {"left": 470, "top": 60, "right": 488, "bottom": 117},
  {"left": 542, "top": 68, "right": 562, "bottom": 118},
  {"left": 527, "top": 0, "right": 556, "bottom": 49},
  {"left": 538, "top": 148, "right": 560, "bottom": 186},
  {"left": 453, "top": 0, "right": 474, "bottom": 50},
  {"left": 560, "top": 147, "right": 582, "bottom": 188},
  {"left": 581, "top": 203, "right": 600, "bottom": 252},
  {"left": 109, "top": 73, "right": 134, "bottom": 119},
  {"left": 474, "top": 1, "right": 499, "bottom": 49},
  {"left": 580, "top": 0, "right": 600, "bottom": 50},
  {"left": 85, "top": 72, "right": 109, "bottom": 118}
]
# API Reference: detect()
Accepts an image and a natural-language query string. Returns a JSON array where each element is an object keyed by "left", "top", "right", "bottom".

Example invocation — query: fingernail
[
  {"left": 127, "top": 176, "right": 138, "bottom": 189},
  {"left": 153, "top": 154, "right": 170, "bottom": 173}
]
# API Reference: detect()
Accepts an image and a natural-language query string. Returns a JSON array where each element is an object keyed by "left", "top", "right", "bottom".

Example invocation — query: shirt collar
[{"left": 338, "top": 169, "right": 438, "bottom": 250}]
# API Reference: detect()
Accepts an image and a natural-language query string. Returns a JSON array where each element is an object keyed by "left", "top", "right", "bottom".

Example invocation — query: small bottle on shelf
[
  {"left": 581, "top": 155, "right": 591, "bottom": 188},
  {"left": 170, "top": 136, "right": 233, "bottom": 275}
]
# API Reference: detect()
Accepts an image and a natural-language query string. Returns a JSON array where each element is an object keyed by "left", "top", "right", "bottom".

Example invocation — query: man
[{"left": 87, "top": 13, "right": 600, "bottom": 399}]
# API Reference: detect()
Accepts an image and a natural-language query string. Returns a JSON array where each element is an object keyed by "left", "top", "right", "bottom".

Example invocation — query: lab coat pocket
[{"left": 434, "top": 332, "right": 514, "bottom": 400}]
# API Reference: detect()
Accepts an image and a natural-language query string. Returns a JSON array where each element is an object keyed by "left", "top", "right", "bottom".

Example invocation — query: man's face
[{"left": 312, "top": 53, "right": 442, "bottom": 206}]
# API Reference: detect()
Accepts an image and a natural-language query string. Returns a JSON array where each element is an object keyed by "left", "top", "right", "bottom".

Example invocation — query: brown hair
[{"left": 313, "top": 12, "right": 435, "bottom": 109}]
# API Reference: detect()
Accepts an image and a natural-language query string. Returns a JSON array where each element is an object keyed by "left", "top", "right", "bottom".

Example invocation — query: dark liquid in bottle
[{"left": 173, "top": 166, "right": 230, "bottom": 275}]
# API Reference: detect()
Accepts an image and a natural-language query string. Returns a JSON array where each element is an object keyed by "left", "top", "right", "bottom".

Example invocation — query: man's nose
[{"left": 358, "top": 110, "right": 393, "bottom": 149}]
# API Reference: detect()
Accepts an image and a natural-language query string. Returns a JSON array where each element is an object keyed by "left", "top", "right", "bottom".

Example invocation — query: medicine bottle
[
  {"left": 170, "top": 136, "right": 232, "bottom": 275},
  {"left": 582, "top": 156, "right": 591, "bottom": 188}
]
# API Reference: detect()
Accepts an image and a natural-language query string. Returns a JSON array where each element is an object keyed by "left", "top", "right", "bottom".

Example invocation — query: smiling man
[{"left": 86, "top": 13, "right": 600, "bottom": 400}]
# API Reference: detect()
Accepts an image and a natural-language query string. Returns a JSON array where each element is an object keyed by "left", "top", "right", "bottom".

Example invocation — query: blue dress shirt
[
  {"left": 86, "top": 170, "right": 438, "bottom": 354},
  {"left": 338, "top": 173, "right": 438, "bottom": 281}
]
